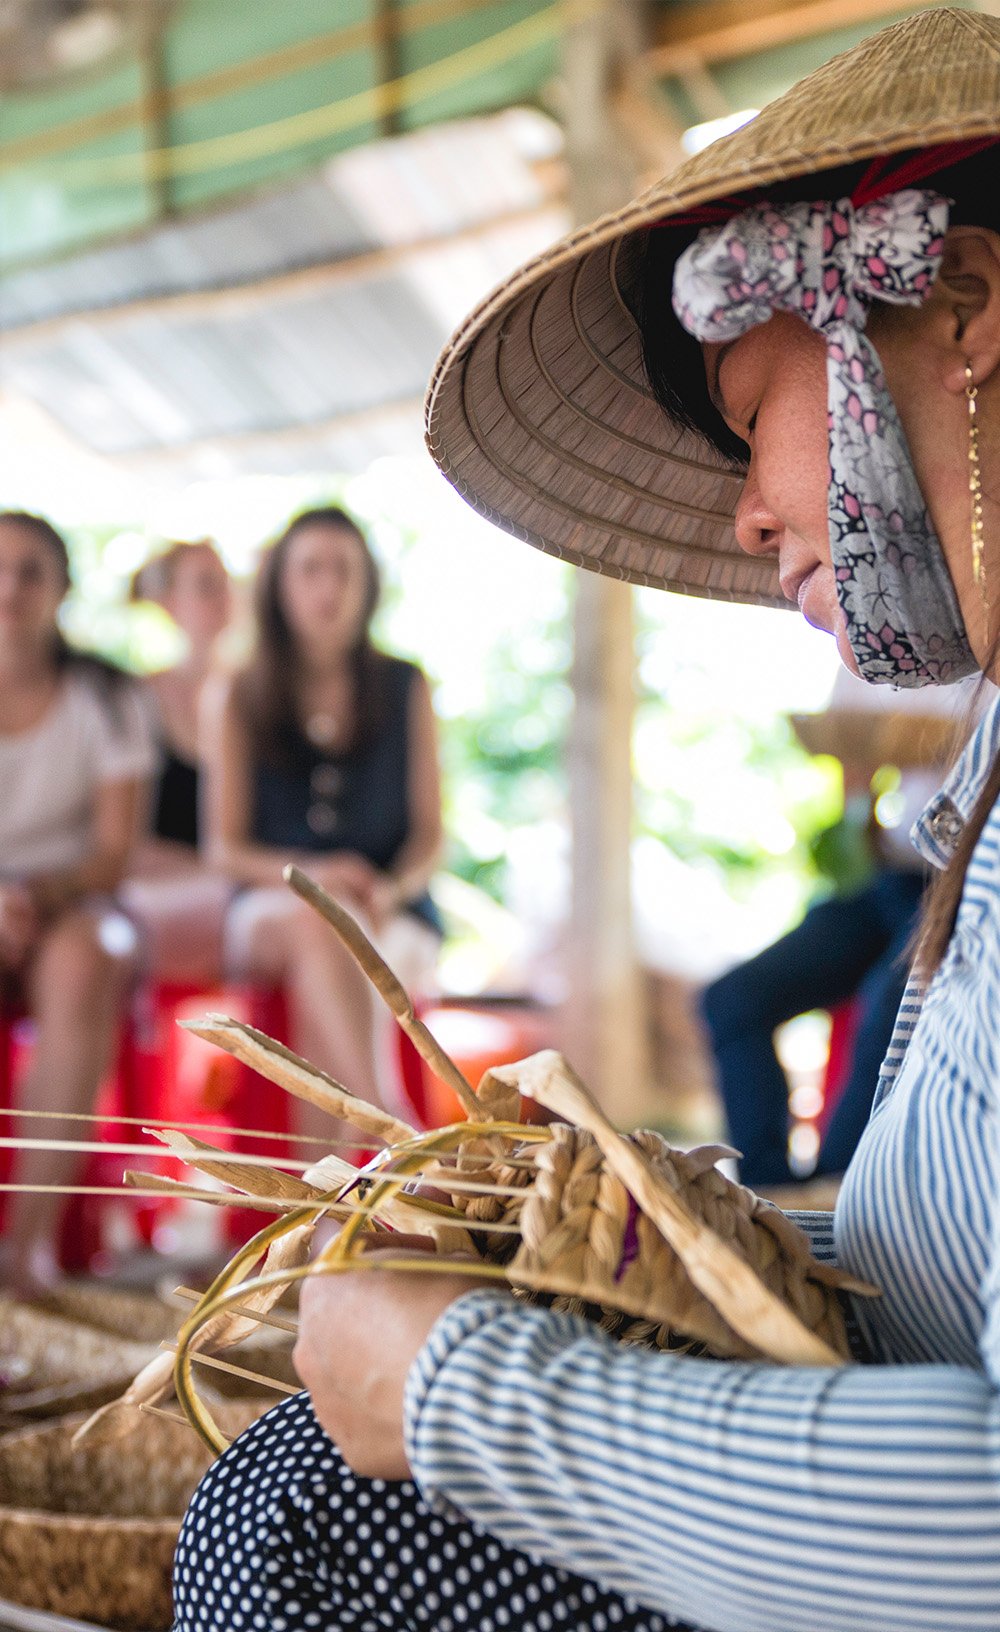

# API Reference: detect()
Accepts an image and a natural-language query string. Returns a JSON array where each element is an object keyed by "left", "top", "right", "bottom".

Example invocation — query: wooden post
[
  {"left": 137, "top": 13, "right": 172, "bottom": 224},
  {"left": 560, "top": 0, "right": 651, "bottom": 1124}
]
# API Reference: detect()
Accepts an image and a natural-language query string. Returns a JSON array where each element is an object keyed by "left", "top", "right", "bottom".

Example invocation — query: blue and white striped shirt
[{"left": 404, "top": 695, "right": 1000, "bottom": 1632}]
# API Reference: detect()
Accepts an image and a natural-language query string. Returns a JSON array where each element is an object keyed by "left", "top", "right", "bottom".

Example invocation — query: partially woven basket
[
  {"left": 460, "top": 1118, "right": 854, "bottom": 1359},
  {"left": 100, "top": 873, "right": 878, "bottom": 1455},
  {"left": 0, "top": 1402, "right": 265, "bottom": 1630}
]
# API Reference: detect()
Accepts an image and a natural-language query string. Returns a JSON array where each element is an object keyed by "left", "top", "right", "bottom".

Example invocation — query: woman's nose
[{"left": 733, "top": 471, "right": 782, "bottom": 559}]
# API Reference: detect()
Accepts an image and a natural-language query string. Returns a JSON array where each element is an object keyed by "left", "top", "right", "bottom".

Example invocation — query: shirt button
[
  {"left": 930, "top": 807, "right": 963, "bottom": 846},
  {"left": 307, "top": 802, "right": 339, "bottom": 837}
]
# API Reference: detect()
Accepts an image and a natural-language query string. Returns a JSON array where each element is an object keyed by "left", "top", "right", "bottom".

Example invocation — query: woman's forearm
[
  {"left": 386, "top": 828, "right": 441, "bottom": 904},
  {"left": 207, "top": 836, "right": 304, "bottom": 890},
  {"left": 30, "top": 849, "right": 130, "bottom": 915},
  {"left": 405, "top": 1292, "right": 1000, "bottom": 1632}
]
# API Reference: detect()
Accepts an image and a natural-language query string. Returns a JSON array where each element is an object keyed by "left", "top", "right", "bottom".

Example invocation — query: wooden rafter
[{"left": 649, "top": 0, "right": 942, "bottom": 75}]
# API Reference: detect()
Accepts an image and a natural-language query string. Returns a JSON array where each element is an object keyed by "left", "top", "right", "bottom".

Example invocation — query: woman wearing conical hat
[{"left": 174, "top": 14, "right": 1000, "bottom": 1631}]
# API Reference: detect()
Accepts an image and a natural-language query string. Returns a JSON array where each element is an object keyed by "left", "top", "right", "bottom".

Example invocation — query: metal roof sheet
[{"left": 0, "top": 112, "right": 568, "bottom": 479}]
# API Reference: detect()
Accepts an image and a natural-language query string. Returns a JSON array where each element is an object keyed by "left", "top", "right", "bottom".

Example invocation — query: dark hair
[
  {"left": 637, "top": 146, "right": 1000, "bottom": 977},
  {"left": 915, "top": 652, "right": 1000, "bottom": 977},
  {"left": 234, "top": 506, "right": 391, "bottom": 769},
  {"left": 0, "top": 510, "right": 131, "bottom": 718}
]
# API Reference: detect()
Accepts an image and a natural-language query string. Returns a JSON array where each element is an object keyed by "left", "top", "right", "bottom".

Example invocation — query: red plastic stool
[
  {"left": 817, "top": 998, "right": 862, "bottom": 1139},
  {"left": 0, "top": 1003, "right": 147, "bottom": 1272}
]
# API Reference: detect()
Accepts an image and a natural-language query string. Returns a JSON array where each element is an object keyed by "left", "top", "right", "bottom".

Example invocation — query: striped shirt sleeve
[
  {"left": 783, "top": 1210, "right": 836, "bottom": 1264},
  {"left": 404, "top": 1291, "right": 1000, "bottom": 1632}
]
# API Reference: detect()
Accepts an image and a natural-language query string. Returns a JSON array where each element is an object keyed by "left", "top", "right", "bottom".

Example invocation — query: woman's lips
[
  {"left": 796, "top": 565, "right": 836, "bottom": 633},
  {"left": 794, "top": 565, "right": 818, "bottom": 612}
]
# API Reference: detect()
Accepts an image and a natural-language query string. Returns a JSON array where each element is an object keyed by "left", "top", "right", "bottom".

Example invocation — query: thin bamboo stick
[
  {"left": 0, "top": 1134, "right": 321, "bottom": 1173},
  {"left": 0, "top": 1104, "right": 365, "bottom": 1151},
  {"left": 161, "top": 1343, "right": 300, "bottom": 1396},
  {"left": 171, "top": 1286, "right": 298, "bottom": 1334},
  {"left": 285, "top": 865, "right": 481, "bottom": 1118},
  {"left": 139, "top": 1403, "right": 189, "bottom": 1426},
  {"left": 0, "top": 1181, "right": 305, "bottom": 1212}
]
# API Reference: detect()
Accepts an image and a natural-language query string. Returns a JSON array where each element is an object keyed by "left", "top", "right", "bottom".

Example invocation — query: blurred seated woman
[
  {"left": 122, "top": 540, "right": 233, "bottom": 985},
  {"left": 202, "top": 507, "right": 443, "bottom": 1128},
  {"left": 0, "top": 512, "right": 153, "bottom": 1296}
]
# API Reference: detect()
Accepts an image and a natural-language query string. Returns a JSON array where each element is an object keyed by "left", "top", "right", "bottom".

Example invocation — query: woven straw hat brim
[{"left": 425, "top": 7, "right": 1000, "bottom": 606}]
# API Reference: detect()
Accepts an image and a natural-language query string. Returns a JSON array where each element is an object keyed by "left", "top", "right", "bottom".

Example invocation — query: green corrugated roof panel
[{"left": 0, "top": 0, "right": 563, "bottom": 271}]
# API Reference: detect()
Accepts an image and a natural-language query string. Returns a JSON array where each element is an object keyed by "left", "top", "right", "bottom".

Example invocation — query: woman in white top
[{"left": 0, "top": 511, "right": 154, "bottom": 1296}]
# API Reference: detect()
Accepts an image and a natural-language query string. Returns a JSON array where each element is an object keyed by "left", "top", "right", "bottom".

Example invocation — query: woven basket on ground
[
  {"left": 34, "top": 1284, "right": 182, "bottom": 1349},
  {"left": 0, "top": 1302, "right": 158, "bottom": 1423},
  {"left": 0, "top": 1401, "right": 265, "bottom": 1630}
]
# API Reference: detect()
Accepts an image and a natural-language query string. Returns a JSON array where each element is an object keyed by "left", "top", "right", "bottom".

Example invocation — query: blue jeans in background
[{"left": 700, "top": 868, "right": 926, "bottom": 1187}]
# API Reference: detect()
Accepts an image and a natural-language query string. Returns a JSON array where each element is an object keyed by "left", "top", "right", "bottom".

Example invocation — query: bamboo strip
[
  {"left": 0, "top": 1104, "right": 359, "bottom": 1150},
  {"left": 171, "top": 1286, "right": 298, "bottom": 1335},
  {"left": 0, "top": 1182, "right": 302, "bottom": 1209},
  {"left": 285, "top": 866, "right": 481, "bottom": 1119},
  {"left": 180, "top": 1013, "right": 416, "bottom": 1145},
  {"left": 139, "top": 1403, "right": 189, "bottom": 1426},
  {"left": 0, "top": 1133, "right": 321, "bottom": 1173},
  {"left": 161, "top": 1344, "right": 300, "bottom": 1396}
]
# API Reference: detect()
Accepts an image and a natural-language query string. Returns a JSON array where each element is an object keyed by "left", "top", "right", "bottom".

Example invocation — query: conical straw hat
[{"left": 425, "top": 7, "right": 1000, "bottom": 606}]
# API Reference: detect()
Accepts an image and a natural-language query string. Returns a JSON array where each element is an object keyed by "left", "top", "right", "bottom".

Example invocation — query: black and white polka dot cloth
[{"left": 174, "top": 1393, "right": 690, "bottom": 1632}]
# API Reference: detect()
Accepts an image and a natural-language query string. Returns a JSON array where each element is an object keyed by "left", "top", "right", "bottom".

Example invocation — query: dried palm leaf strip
[
  {"left": 285, "top": 864, "right": 480, "bottom": 1119},
  {"left": 180, "top": 1012, "right": 416, "bottom": 1146}
]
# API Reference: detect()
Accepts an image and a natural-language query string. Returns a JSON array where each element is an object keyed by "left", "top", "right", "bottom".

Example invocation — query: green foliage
[{"left": 438, "top": 620, "right": 572, "bottom": 898}]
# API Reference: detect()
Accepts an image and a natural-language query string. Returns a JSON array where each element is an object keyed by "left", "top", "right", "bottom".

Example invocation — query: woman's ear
[{"left": 933, "top": 227, "right": 1000, "bottom": 394}]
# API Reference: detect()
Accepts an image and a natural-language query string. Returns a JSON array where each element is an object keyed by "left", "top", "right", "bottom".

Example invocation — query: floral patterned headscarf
[{"left": 672, "top": 189, "right": 977, "bottom": 686}]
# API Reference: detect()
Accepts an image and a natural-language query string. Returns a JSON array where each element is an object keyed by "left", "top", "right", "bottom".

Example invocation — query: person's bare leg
[
  {"left": 122, "top": 870, "right": 229, "bottom": 986},
  {"left": 2, "top": 909, "right": 132, "bottom": 1296},
  {"left": 233, "top": 893, "right": 383, "bottom": 1154}
]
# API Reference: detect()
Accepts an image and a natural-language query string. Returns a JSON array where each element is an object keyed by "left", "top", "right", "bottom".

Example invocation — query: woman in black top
[
  {"left": 123, "top": 540, "right": 233, "bottom": 983},
  {"left": 203, "top": 507, "right": 443, "bottom": 1129}
]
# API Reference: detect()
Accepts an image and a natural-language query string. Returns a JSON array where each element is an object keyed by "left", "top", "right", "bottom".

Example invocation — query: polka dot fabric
[{"left": 173, "top": 1394, "right": 687, "bottom": 1632}]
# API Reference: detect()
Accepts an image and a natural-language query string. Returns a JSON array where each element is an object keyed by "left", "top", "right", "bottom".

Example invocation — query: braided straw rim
[{"left": 425, "top": 7, "right": 1000, "bottom": 603}]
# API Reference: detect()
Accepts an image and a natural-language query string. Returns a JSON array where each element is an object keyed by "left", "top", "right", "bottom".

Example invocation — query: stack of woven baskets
[
  {"left": 0, "top": 1400, "right": 261, "bottom": 1630},
  {"left": 0, "top": 1284, "right": 272, "bottom": 1628},
  {"left": 0, "top": 1290, "right": 172, "bottom": 1426}
]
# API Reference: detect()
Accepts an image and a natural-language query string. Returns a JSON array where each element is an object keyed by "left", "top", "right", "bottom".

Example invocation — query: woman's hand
[
  {"left": 293, "top": 1243, "right": 491, "bottom": 1479},
  {"left": 309, "top": 852, "right": 380, "bottom": 914},
  {"left": 0, "top": 883, "right": 41, "bottom": 969},
  {"left": 362, "top": 871, "right": 401, "bottom": 934}
]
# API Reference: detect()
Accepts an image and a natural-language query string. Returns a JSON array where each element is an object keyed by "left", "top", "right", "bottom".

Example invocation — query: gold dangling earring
[{"left": 965, "top": 361, "right": 990, "bottom": 613}]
